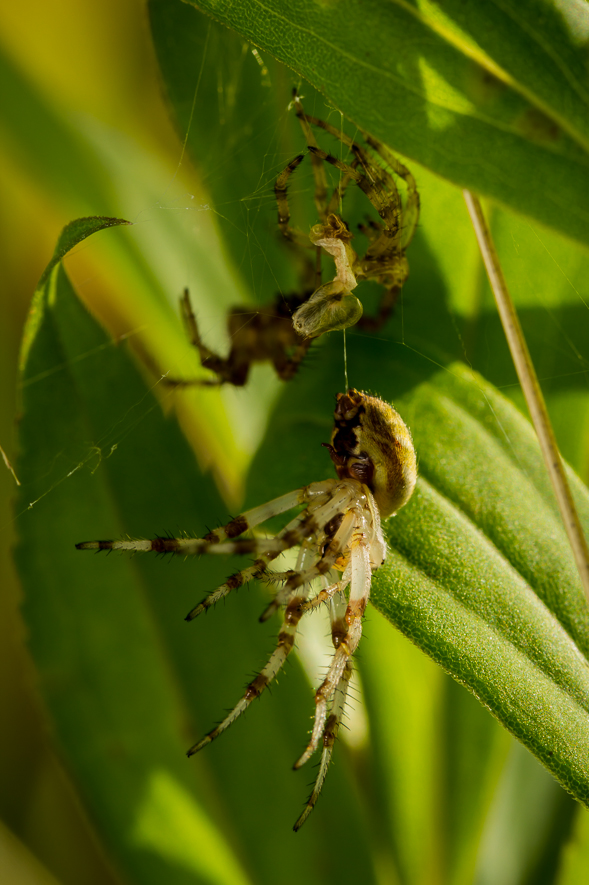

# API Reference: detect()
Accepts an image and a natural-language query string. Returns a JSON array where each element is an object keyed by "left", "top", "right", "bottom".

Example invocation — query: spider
[
  {"left": 279, "top": 92, "right": 420, "bottom": 340},
  {"left": 169, "top": 94, "right": 419, "bottom": 387},
  {"left": 76, "top": 388, "right": 417, "bottom": 828}
]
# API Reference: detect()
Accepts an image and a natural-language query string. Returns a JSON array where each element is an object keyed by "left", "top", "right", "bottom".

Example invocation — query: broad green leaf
[
  {"left": 180, "top": 0, "right": 589, "bottom": 249},
  {"left": 248, "top": 333, "right": 589, "bottom": 810}
]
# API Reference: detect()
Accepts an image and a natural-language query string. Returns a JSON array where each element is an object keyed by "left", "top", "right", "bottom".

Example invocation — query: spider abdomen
[{"left": 329, "top": 389, "right": 417, "bottom": 519}]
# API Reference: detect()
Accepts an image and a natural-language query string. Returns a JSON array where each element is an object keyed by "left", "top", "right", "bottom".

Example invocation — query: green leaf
[
  {"left": 180, "top": 0, "right": 589, "bottom": 249},
  {"left": 248, "top": 333, "right": 589, "bottom": 810}
]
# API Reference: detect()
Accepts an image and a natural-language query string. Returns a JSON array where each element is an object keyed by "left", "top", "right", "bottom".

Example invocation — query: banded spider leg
[{"left": 77, "top": 388, "right": 418, "bottom": 828}]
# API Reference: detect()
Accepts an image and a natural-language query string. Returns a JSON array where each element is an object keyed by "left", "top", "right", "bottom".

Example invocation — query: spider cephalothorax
[{"left": 77, "top": 389, "right": 417, "bottom": 828}]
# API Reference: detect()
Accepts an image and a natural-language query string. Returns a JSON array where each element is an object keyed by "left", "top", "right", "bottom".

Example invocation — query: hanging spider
[
  {"left": 280, "top": 91, "right": 420, "bottom": 340},
  {"left": 171, "top": 93, "right": 419, "bottom": 386},
  {"left": 77, "top": 388, "right": 417, "bottom": 829}
]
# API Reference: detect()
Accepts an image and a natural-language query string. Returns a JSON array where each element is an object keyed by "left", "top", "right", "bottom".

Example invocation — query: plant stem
[{"left": 463, "top": 189, "right": 589, "bottom": 606}]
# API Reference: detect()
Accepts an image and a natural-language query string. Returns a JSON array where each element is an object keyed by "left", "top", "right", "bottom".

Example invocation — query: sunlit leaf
[{"left": 184, "top": 0, "right": 589, "bottom": 248}]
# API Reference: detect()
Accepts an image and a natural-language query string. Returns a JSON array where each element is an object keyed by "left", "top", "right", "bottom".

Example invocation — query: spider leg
[
  {"left": 357, "top": 283, "right": 402, "bottom": 333},
  {"left": 205, "top": 480, "right": 337, "bottom": 543},
  {"left": 77, "top": 481, "right": 340, "bottom": 618},
  {"left": 186, "top": 508, "right": 356, "bottom": 760},
  {"left": 292, "top": 92, "right": 329, "bottom": 220},
  {"left": 294, "top": 528, "right": 371, "bottom": 768},
  {"left": 185, "top": 491, "right": 340, "bottom": 620},
  {"left": 293, "top": 111, "right": 405, "bottom": 216},
  {"left": 155, "top": 290, "right": 254, "bottom": 388},
  {"left": 178, "top": 289, "right": 227, "bottom": 383},
  {"left": 363, "top": 136, "right": 420, "bottom": 250},
  {"left": 275, "top": 153, "right": 311, "bottom": 248},
  {"left": 259, "top": 488, "right": 358, "bottom": 621},
  {"left": 293, "top": 658, "right": 353, "bottom": 831},
  {"left": 298, "top": 572, "right": 350, "bottom": 615},
  {"left": 308, "top": 145, "right": 402, "bottom": 251},
  {"left": 187, "top": 540, "right": 318, "bottom": 756},
  {"left": 325, "top": 164, "right": 359, "bottom": 218},
  {"left": 77, "top": 483, "right": 333, "bottom": 551},
  {"left": 292, "top": 109, "right": 418, "bottom": 253},
  {"left": 293, "top": 110, "right": 368, "bottom": 172}
]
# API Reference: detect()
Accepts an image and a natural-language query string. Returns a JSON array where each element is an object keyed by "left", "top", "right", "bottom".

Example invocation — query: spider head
[{"left": 326, "top": 389, "right": 417, "bottom": 518}]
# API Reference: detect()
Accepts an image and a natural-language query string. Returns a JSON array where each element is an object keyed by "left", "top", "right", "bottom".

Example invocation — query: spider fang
[{"left": 76, "top": 389, "right": 417, "bottom": 829}]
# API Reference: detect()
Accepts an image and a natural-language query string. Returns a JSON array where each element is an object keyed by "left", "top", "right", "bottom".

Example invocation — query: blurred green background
[
  {"left": 0, "top": 3, "right": 190, "bottom": 882},
  {"left": 4, "top": 2, "right": 589, "bottom": 884}
]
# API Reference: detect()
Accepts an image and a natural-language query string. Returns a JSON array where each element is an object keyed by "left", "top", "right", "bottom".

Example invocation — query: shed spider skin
[{"left": 77, "top": 389, "right": 417, "bottom": 829}]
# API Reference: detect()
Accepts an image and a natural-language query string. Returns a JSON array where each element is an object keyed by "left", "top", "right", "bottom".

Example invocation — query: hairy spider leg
[
  {"left": 325, "top": 163, "right": 360, "bottom": 219},
  {"left": 182, "top": 288, "right": 315, "bottom": 386},
  {"left": 157, "top": 290, "right": 255, "bottom": 388},
  {"left": 76, "top": 480, "right": 339, "bottom": 616},
  {"left": 292, "top": 92, "right": 329, "bottom": 220},
  {"left": 198, "top": 480, "right": 335, "bottom": 543},
  {"left": 294, "top": 94, "right": 365, "bottom": 224},
  {"left": 186, "top": 540, "right": 316, "bottom": 757},
  {"left": 76, "top": 483, "right": 331, "bottom": 551},
  {"left": 297, "top": 111, "right": 419, "bottom": 260},
  {"left": 259, "top": 482, "right": 360, "bottom": 621},
  {"left": 274, "top": 153, "right": 311, "bottom": 249},
  {"left": 186, "top": 508, "right": 357, "bottom": 757},
  {"left": 308, "top": 145, "right": 402, "bottom": 254},
  {"left": 298, "top": 574, "right": 348, "bottom": 614},
  {"left": 362, "top": 135, "right": 420, "bottom": 250},
  {"left": 184, "top": 480, "right": 340, "bottom": 619},
  {"left": 293, "top": 586, "right": 353, "bottom": 831},
  {"left": 308, "top": 144, "right": 412, "bottom": 331},
  {"left": 293, "top": 662, "right": 353, "bottom": 830},
  {"left": 184, "top": 505, "right": 331, "bottom": 621},
  {"left": 295, "top": 514, "right": 373, "bottom": 769},
  {"left": 185, "top": 478, "right": 349, "bottom": 619},
  {"left": 177, "top": 289, "right": 225, "bottom": 385}
]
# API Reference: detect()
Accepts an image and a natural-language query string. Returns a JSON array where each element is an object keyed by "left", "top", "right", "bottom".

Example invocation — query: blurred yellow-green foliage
[{"left": 0, "top": 3, "right": 194, "bottom": 882}]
